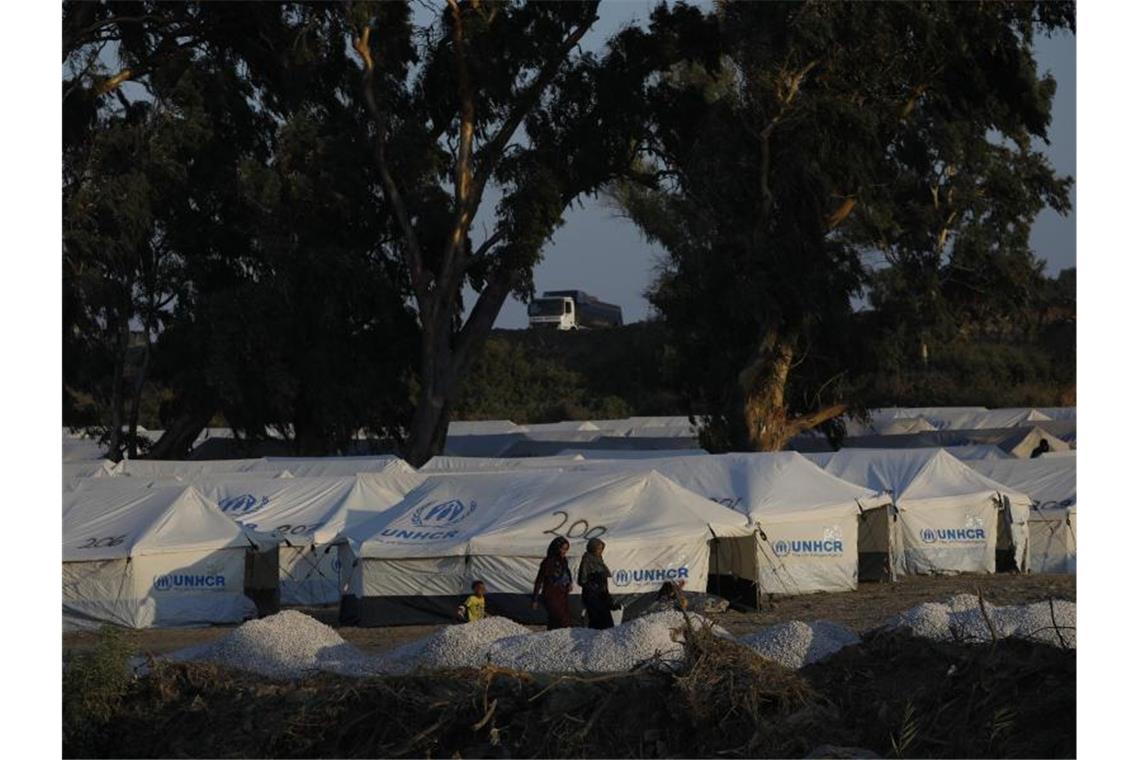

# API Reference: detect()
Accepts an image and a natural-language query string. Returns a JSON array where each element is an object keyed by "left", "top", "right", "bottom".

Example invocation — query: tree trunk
[
  {"left": 147, "top": 394, "right": 216, "bottom": 460},
  {"left": 126, "top": 331, "right": 151, "bottom": 459},
  {"left": 738, "top": 328, "right": 847, "bottom": 451},
  {"left": 106, "top": 315, "right": 131, "bottom": 461}
]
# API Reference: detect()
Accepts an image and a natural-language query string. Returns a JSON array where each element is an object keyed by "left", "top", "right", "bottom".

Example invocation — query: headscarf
[
  {"left": 546, "top": 536, "right": 570, "bottom": 558},
  {"left": 577, "top": 538, "right": 610, "bottom": 587}
]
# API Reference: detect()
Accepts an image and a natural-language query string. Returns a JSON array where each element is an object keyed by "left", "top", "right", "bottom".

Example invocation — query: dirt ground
[{"left": 62, "top": 572, "right": 1074, "bottom": 659}]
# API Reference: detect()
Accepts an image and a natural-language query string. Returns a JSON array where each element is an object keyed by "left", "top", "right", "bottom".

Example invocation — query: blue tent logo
[{"left": 411, "top": 499, "right": 476, "bottom": 528}]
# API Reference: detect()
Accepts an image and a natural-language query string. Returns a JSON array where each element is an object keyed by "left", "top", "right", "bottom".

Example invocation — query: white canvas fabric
[
  {"left": 63, "top": 486, "right": 261, "bottom": 629},
  {"left": 560, "top": 449, "right": 709, "bottom": 460},
  {"left": 998, "top": 426, "right": 1071, "bottom": 459},
  {"left": 879, "top": 417, "right": 938, "bottom": 435},
  {"left": 442, "top": 433, "right": 527, "bottom": 458},
  {"left": 63, "top": 439, "right": 110, "bottom": 463},
  {"left": 341, "top": 470, "right": 752, "bottom": 604},
  {"left": 447, "top": 420, "right": 527, "bottom": 435},
  {"left": 469, "top": 470, "right": 753, "bottom": 596},
  {"left": 821, "top": 448, "right": 1033, "bottom": 576},
  {"left": 246, "top": 456, "right": 413, "bottom": 478},
  {"left": 571, "top": 453, "right": 890, "bottom": 594},
  {"left": 966, "top": 458, "right": 1076, "bottom": 574},
  {"left": 418, "top": 455, "right": 584, "bottom": 472},
  {"left": 191, "top": 471, "right": 423, "bottom": 605},
  {"left": 111, "top": 458, "right": 269, "bottom": 479}
]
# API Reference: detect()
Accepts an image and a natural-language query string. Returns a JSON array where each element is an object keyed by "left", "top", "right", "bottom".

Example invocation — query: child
[{"left": 457, "top": 580, "right": 487, "bottom": 623}]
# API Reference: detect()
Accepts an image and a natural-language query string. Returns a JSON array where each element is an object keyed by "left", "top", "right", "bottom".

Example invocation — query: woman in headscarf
[
  {"left": 531, "top": 536, "right": 573, "bottom": 629},
  {"left": 577, "top": 537, "right": 617, "bottom": 630}
]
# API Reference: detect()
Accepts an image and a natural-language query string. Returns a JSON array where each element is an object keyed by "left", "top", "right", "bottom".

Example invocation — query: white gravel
[
  {"left": 486, "top": 610, "right": 718, "bottom": 673},
  {"left": 888, "top": 594, "right": 1076, "bottom": 648},
  {"left": 737, "top": 620, "right": 861, "bottom": 669},
  {"left": 167, "top": 610, "right": 372, "bottom": 679},
  {"left": 371, "top": 616, "right": 532, "bottom": 675}
]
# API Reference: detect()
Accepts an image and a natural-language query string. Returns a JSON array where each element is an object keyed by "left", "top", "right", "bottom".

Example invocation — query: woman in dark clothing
[
  {"left": 532, "top": 537, "right": 573, "bottom": 629},
  {"left": 577, "top": 537, "right": 618, "bottom": 630}
]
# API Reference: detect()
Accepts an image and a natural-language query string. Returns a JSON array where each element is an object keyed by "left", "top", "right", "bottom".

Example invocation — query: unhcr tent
[
  {"left": 419, "top": 455, "right": 584, "bottom": 472},
  {"left": 111, "top": 458, "right": 269, "bottom": 479},
  {"left": 246, "top": 456, "right": 413, "bottom": 478},
  {"left": 966, "top": 458, "right": 1076, "bottom": 574},
  {"left": 997, "top": 426, "right": 1071, "bottom": 459},
  {"left": 339, "top": 470, "right": 753, "bottom": 625},
  {"left": 63, "top": 486, "right": 275, "bottom": 629},
  {"left": 821, "top": 449, "right": 1033, "bottom": 576},
  {"left": 560, "top": 449, "right": 710, "bottom": 460},
  {"left": 191, "top": 470, "right": 423, "bottom": 605},
  {"left": 575, "top": 453, "right": 891, "bottom": 594}
]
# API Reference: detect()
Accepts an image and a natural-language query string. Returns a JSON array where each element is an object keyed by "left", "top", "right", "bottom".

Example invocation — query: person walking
[
  {"left": 532, "top": 537, "right": 573, "bottom": 629},
  {"left": 578, "top": 537, "right": 618, "bottom": 630}
]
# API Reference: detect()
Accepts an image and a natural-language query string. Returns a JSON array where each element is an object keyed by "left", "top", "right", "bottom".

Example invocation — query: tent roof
[
  {"left": 821, "top": 448, "right": 1033, "bottom": 510},
  {"left": 998, "top": 426, "right": 1071, "bottom": 458},
  {"left": 247, "top": 455, "right": 412, "bottom": 478},
  {"left": 574, "top": 452, "right": 889, "bottom": 523},
  {"left": 966, "top": 458, "right": 1076, "bottom": 514},
  {"left": 419, "top": 455, "right": 584, "bottom": 472},
  {"left": 469, "top": 470, "right": 752, "bottom": 556},
  {"left": 63, "top": 485, "right": 254, "bottom": 561},
  {"left": 345, "top": 470, "right": 751, "bottom": 560},
  {"left": 113, "top": 458, "right": 268, "bottom": 479}
]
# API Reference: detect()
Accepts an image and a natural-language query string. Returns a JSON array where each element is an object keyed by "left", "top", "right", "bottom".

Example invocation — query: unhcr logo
[
  {"left": 772, "top": 538, "right": 844, "bottom": 557},
  {"left": 411, "top": 499, "right": 476, "bottom": 528},
  {"left": 153, "top": 573, "right": 227, "bottom": 591},
  {"left": 218, "top": 494, "right": 270, "bottom": 515},
  {"left": 612, "top": 567, "right": 689, "bottom": 587},
  {"left": 921, "top": 528, "right": 986, "bottom": 544}
]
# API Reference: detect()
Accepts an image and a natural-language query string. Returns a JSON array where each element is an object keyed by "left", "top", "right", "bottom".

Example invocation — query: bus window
[{"left": 564, "top": 301, "right": 573, "bottom": 314}]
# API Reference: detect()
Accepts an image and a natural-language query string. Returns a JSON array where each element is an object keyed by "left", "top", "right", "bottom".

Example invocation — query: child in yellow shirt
[{"left": 457, "top": 580, "right": 487, "bottom": 622}]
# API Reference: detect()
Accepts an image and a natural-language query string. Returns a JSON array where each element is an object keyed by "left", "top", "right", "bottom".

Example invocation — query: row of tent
[{"left": 62, "top": 447, "right": 1075, "bottom": 630}]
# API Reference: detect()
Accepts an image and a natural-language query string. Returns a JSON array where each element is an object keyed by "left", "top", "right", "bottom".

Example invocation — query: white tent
[
  {"left": 997, "top": 426, "right": 1071, "bottom": 459},
  {"left": 111, "top": 458, "right": 269, "bottom": 479},
  {"left": 878, "top": 417, "right": 938, "bottom": 435},
  {"left": 447, "top": 420, "right": 527, "bottom": 435},
  {"left": 189, "top": 470, "right": 423, "bottom": 605},
  {"left": 63, "top": 485, "right": 270, "bottom": 629},
  {"left": 966, "top": 458, "right": 1076, "bottom": 574},
  {"left": 820, "top": 448, "right": 1033, "bottom": 576},
  {"left": 574, "top": 453, "right": 891, "bottom": 594},
  {"left": 559, "top": 448, "right": 709, "bottom": 460},
  {"left": 339, "top": 470, "right": 753, "bottom": 625},
  {"left": 442, "top": 433, "right": 527, "bottom": 458},
  {"left": 418, "top": 455, "right": 585, "bottom": 472},
  {"left": 245, "top": 455, "right": 413, "bottom": 478},
  {"left": 63, "top": 438, "right": 110, "bottom": 463}
]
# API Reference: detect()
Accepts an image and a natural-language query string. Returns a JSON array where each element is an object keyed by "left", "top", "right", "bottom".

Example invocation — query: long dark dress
[
  {"left": 581, "top": 571, "right": 615, "bottom": 630},
  {"left": 533, "top": 556, "right": 573, "bottom": 629}
]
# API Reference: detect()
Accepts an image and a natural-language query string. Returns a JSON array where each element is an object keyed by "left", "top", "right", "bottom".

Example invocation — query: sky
[{"left": 479, "top": 1, "right": 1077, "bottom": 329}]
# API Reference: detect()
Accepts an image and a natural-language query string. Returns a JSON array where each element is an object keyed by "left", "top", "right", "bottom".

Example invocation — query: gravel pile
[
  {"left": 168, "top": 610, "right": 371, "bottom": 680},
  {"left": 486, "top": 610, "right": 721, "bottom": 673},
  {"left": 889, "top": 594, "right": 1076, "bottom": 648},
  {"left": 737, "top": 620, "right": 860, "bottom": 669},
  {"left": 372, "top": 616, "right": 532, "bottom": 675}
]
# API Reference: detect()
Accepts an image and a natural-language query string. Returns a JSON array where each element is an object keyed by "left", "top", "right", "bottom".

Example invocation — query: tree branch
[
  {"left": 452, "top": 267, "right": 517, "bottom": 376},
  {"left": 353, "top": 24, "right": 431, "bottom": 315},
  {"left": 468, "top": 8, "right": 597, "bottom": 213},
  {"left": 787, "top": 402, "right": 848, "bottom": 436}
]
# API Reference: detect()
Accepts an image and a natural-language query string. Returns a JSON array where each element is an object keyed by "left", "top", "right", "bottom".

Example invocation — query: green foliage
[
  {"left": 455, "top": 325, "right": 688, "bottom": 422},
  {"left": 610, "top": 1, "right": 1073, "bottom": 447},
  {"left": 63, "top": 626, "right": 136, "bottom": 755}
]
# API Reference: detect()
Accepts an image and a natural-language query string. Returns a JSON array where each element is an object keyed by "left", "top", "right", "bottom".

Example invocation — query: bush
[{"left": 63, "top": 626, "right": 136, "bottom": 755}]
